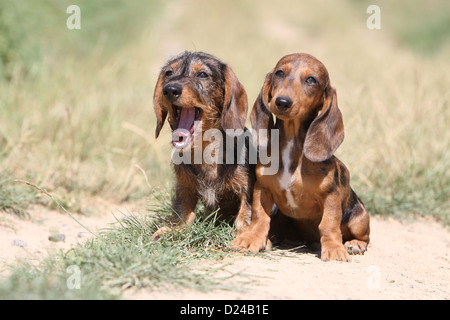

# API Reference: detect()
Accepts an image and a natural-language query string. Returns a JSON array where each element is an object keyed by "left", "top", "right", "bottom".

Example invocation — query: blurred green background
[{"left": 0, "top": 0, "right": 449, "bottom": 223}]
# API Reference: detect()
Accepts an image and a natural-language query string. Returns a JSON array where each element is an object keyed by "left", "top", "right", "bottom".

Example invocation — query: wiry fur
[{"left": 152, "top": 51, "right": 254, "bottom": 239}]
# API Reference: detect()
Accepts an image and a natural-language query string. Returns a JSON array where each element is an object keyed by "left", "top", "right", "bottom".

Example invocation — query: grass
[
  {"left": 0, "top": 189, "right": 237, "bottom": 299},
  {"left": 1, "top": 0, "right": 447, "bottom": 221},
  {"left": 0, "top": 176, "right": 36, "bottom": 217},
  {"left": 0, "top": 0, "right": 170, "bottom": 212},
  {"left": 0, "top": 0, "right": 449, "bottom": 299}
]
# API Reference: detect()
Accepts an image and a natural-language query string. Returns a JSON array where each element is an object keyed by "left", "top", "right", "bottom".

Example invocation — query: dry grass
[{"left": 0, "top": 0, "right": 448, "bottom": 220}]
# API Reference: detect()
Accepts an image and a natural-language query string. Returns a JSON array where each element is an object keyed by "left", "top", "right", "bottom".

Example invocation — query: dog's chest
[
  {"left": 196, "top": 169, "right": 221, "bottom": 207},
  {"left": 257, "top": 140, "right": 315, "bottom": 214},
  {"left": 187, "top": 163, "right": 244, "bottom": 208},
  {"left": 278, "top": 139, "right": 298, "bottom": 208}
]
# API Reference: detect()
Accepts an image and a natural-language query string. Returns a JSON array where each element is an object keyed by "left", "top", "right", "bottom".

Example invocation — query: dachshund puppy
[
  {"left": 231, "top": 53, "right": 370, "bottom": 261},
  {"left": 151, "top": 51, "right": 254, "bottom": 239}
]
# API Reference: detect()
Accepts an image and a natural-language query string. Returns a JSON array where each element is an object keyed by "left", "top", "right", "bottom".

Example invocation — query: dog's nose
[
  {"left": 275, "top": 96, "right": 293, "bottom": 110},
  {"left": 163, "top": 84, "right": 182, "bottom": 101}
]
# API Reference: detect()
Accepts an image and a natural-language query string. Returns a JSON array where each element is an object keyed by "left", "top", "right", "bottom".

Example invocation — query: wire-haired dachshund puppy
[
  {"left": 151, "top": 51, "right": 254, "bottom": 240},
  {"left": 231, "top": 53, "right": 370, "bottom": 261}
]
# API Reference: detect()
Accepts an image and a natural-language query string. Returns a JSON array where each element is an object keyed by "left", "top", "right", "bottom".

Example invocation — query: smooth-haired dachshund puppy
[
  {"left": 151, "top": 51, "right": 254, "bottom": 240},
  {"left": 231, "top": 53, "right": 370, "bottom": 261}
]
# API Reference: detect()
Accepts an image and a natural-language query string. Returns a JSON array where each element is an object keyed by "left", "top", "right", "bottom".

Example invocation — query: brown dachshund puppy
[
  {"left": 231, "top": 53, "right": 370, "bottom": 261},
  {"left": 151, "top": 51, "right": 254, "bottom": 239}
]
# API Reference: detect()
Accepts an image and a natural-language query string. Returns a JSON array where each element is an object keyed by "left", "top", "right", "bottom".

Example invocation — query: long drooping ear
[
  {"left": 221, "top": 64, "right": 248, "bottom": 132},
  {"left": 250, "top": 71, "right": 275, "bottom": 149},
  {"left": 303, "top": 86, "right": 344, "bottom": 162},
  {"left": 153, "top": 72, "right": 168, "bottom": 139}
]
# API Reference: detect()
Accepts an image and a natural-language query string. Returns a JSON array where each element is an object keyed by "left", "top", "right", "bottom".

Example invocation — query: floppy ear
[
  {"left": 153, "top": 72, "right": 168, "bottom": 139},
  {"left": 250, "top": 70, "right": 275, "bottom": 149},
  {"left": 221, "top": 64, "right": 248, "bottom": 132},
  {"left": 303, "top": 86, "right": 344, "bottom": 162}
]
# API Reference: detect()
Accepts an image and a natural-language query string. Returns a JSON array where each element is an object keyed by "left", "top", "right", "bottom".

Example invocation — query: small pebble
[
  {"left": 387, "top": 279, "right": 395, "bottom": 284},
  {"left": 11, "top": 239, "right": 27, "bottom": 247},
  {"left": 48, "top": 234, "right": 66, "bottom": 242}
]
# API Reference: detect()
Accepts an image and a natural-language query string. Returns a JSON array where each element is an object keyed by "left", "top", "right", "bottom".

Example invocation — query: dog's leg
[
  {"left": 234, "top": 192, "right": 252, "bottom": 233},
  {"left": 231, "top": 182, "right": 273, "bottom": 252},
  {"left": 171, "top": 185, "right": 198, "bottom": 225},
  {"left": 342, "top": 202, "right": 370, "bottom": 255},
  {"left": 150, "top": 186, "right": 197, "bottom": 241},
  {"left": 319, "top": 193, "right": 351, "bottom": 262}
]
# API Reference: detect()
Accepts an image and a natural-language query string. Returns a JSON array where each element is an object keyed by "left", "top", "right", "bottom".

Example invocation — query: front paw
[
  {"left": 231, "top": 232, "right": 271, "bottom": 253},
  {"left": 321, "top": 243, "right": 351, "bottom": 262},
  {"left": 344, "top": 239, "right": 368, "bottom": 255},
  {"left": 150, "top": 226, "right": 172, "bottom": 241}
]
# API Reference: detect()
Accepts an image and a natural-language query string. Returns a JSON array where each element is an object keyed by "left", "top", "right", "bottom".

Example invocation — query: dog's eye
[
  {"left": 197, "top": 72, "right": 209, "bottom": 79},
  {"left": 165, "top": 70, "right": 173, "bottom": 77},
  {"left": 305, "top": 76, "right": 317, "bottom": 86},
  {"left": 275, "top": 70, "right": 285, "bottom": 78}
]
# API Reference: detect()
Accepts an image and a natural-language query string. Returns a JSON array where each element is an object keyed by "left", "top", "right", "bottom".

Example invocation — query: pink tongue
[{"left": 178, "top": 108, "right": 195, "bottom": 130}]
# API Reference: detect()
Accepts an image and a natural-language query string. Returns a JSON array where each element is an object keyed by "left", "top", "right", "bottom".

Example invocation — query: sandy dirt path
[
  {"left": 1, "top": 207, "right": 448, "bottom": 299},
  {"left": 0, "top": 205, "right": 121, "bottom": 269},
  {"left": 129, "top": 216, "right": 449, "bottom": 300}
]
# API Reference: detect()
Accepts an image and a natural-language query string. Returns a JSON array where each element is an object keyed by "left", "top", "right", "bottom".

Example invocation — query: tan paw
[
  {"left": 321, "top": 244, "right": 351, "bottom": 262},
  {"left": 344, "top": 239, "right": 368, "bottom": 255},
  {"left": 231, "top": 232, "right": 271, "bottom": 253},
  {"left": 150, "top": 226, "right": 173, "bottom": 241}
]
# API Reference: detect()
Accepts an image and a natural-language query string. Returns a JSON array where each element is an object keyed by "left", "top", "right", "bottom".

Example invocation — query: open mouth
[{"left": 171, "top": 105, "right": 203, "bottom": 149}]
